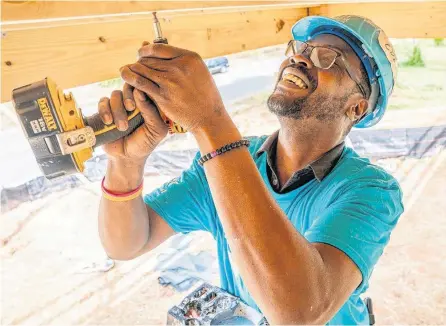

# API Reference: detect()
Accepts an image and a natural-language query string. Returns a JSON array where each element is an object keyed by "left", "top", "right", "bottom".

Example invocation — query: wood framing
[
  {"left": 310, "top": 1, "right": 446, "bottom": 38},
  {"left": 1, "top": 7, "right": 307, "bottom": 101},
  {"left": 2, "top": 1, "right": 446, "bottom": 102},
  {"left": 1, "top": 1, "right": 307, "bottom": 21},
  {"left": 2, "top": 0, "right": 434, "bottom": 21}
]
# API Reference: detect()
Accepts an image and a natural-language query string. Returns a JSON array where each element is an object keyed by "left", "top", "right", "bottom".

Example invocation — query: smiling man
[{"left": 97, "top": 15, "right": 403, "bottom": 324}]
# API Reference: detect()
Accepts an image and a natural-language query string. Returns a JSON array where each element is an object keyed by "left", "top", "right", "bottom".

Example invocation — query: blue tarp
[
  {"left": 2, "top": 125, "right": 445, "bottom": 212},
  {"left": 154, "top": 233, "right": 216, "bottom": 292}
]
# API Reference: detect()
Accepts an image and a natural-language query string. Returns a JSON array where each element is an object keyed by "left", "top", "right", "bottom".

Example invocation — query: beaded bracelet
[{"left": 198, "top": 139, "right": 250, "bottom": 166}]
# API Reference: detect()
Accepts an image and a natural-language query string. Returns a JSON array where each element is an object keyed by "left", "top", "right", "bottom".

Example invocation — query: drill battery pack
[{"left": 12, "top": 78, "right": 95, "bottom": 179}]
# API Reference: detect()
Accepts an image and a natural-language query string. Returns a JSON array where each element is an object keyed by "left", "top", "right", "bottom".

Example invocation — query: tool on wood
[{"left": 11, "top": 12, "right": 185, "bottom": 179}]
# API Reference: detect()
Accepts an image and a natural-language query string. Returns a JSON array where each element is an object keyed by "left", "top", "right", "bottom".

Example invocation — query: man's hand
[
  {"left": 120, "top": 43, "right": 228, "bottom": 133},
  {"left": 98, "top": 84, "right": 168, "bottom": 165}
]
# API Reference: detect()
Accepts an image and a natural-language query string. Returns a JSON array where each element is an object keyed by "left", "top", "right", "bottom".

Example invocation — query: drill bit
[{"left": 152, "top": 12, "right": 168, "bottom": 44}]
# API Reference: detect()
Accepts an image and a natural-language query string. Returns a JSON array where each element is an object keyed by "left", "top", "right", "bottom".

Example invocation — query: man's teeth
[{"left": 283, "top": 73, "right": 308, "bottom": 89}]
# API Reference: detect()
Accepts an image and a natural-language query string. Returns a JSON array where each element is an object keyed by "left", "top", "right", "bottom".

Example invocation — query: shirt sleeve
[
  {"left": 144, "top": 152, "right": 216, "bottom": 234},
  {"left": 304, "top": 174, "right": 404, "bottom": 293}
]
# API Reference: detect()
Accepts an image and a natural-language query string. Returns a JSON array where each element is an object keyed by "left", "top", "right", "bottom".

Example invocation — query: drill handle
[{"left": 85, "top": 110, "right": 144, "bottom": 148}]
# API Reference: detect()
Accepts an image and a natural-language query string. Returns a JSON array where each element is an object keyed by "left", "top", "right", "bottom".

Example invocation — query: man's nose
[{"left": 290, "top": 54, "right": 313, "bottom": 69}]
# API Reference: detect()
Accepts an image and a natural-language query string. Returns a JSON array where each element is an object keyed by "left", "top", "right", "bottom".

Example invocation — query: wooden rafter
[
  {"left": 311, "top": 1, "right": 446, "bottom": 38},
  {"left": 2, "top": 1, "right": 446, "bottom": 102},
  {"left": 1, "top": 6, "right": 307, "bottom": 101}
]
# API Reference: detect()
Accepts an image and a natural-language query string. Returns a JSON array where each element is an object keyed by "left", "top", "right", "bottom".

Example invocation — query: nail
[
  {"left": 118, "top": 121, "right": 128, "bottom": 131},
  {"left": 104, "top": 113, "right": 112, "bottom": 124},
  {"left": 125, "top": 99, "right": 136, "bottom": 110}
]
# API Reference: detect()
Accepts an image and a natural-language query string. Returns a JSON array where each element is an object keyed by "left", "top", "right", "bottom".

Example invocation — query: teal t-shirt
[{"left": 145, "top": 136, "right": 404, "bottom": 325}]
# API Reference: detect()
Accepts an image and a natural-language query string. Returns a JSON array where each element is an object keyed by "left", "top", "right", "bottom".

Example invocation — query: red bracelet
[{"left": 101, "top": 177, "right": 143, "bottom": 202}]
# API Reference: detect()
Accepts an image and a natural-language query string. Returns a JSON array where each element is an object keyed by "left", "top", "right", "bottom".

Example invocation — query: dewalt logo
[{"left": 37, "top": 98, "right": 57, "bottom": 131}]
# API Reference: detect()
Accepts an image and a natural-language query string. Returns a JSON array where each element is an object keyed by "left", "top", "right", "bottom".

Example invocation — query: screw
[{"left": 5, "top": 61, "right": 12, "bottom": 66}]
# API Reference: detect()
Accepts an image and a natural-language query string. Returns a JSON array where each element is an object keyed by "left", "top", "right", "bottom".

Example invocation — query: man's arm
[
  {"left": 99, "top": 159, "right": 175, "bottom": 260},
  {"left": 193, "top": 122, "right": 362, "bottom": 324},
  {"left": 96, "top": 86, "right": 176, "bottom": 260}
]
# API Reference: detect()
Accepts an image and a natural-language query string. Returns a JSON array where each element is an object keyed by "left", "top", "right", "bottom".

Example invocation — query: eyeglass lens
[{"left": 286, "top": 41, "right": 338, "bottom": 69}]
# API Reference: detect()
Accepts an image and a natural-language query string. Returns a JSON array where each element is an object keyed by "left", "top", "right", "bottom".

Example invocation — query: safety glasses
[{"left": 285, "top": 40, "right": 368, "bottom": 98}]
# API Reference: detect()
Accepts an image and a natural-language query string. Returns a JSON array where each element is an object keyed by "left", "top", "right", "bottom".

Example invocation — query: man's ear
[{"left": 346, "top": 99, "right": 368, "bottom": 122}]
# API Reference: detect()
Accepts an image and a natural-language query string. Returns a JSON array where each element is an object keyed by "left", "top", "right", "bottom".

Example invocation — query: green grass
[
  {"left": 434, "top": 38, "right": 444, "bottom": 47},
  {"left": 388, "top": 39, "right": 446, "bottom": 110},
  {"left": 402, "top": 45, "right": 425, "bottom": 67}
]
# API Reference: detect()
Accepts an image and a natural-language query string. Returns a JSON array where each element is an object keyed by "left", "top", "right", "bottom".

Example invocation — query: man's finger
[
  {"left": 98, "top": 97, "right": 112, "bottom": 125},
  {"left": 138, "top": 57, "right": 170, "bottom": 72},
  {"left": 133, "top": 88, "right": 167, "bottom": 130},
  {"left": 109, "top": 90, "right": 128, "bottom": 131},
  {"left": 120, "top": 65, "right": 161, "bottom": 102},
  {"left": 137, "top": 43, "right": 184, "bottom": 60},
  {"left": 122, "top": 83, "right": 136, "bottom": 111},
  {"left": 129, "top": 63, "right": 165, "bottom": 86}
]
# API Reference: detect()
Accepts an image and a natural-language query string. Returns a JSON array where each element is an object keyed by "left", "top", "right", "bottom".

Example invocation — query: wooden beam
[
  {"left": 2, "top": 4, "right": 310, "bottom": 31},
  {"left": 1, "top": 1, "right": 307, "bottom": 21},
  {"left": 1, "top": 7, "right": 306, "bottom": 102},
  {"left": 2, "top": 0, "right": 435, "bottom": 21},
  {"left": 310, "top": 1, "right": 446, "bottom": 38}
]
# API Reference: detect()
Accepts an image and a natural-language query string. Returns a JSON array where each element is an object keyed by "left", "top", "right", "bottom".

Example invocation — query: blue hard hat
[{"left": 291, "top": 15, "right": 398, "bottom": 128}]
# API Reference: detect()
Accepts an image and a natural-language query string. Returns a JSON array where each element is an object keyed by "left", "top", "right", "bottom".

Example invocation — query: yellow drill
[{"left": 11, "top": 12, "right": 185, "bottom": 179}]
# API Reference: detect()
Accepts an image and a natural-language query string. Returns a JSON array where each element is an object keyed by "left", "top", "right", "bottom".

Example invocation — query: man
[{"left": 97, "top": 15, "right": 403, "bottom": 324}]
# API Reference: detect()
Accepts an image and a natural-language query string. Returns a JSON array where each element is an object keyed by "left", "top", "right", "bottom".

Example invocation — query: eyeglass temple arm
[{"left": 339, "top": 55, "right": 369, "bottom": 99}]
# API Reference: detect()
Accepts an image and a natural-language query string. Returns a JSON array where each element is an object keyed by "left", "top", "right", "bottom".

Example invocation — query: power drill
[{"left": 11, "top": 12, "right": 186, "bottom": 180}]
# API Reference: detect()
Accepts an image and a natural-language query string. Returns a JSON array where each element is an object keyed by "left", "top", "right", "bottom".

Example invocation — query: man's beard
[{"left": 267, "top": 90, "right": 349, "bottom": 122}]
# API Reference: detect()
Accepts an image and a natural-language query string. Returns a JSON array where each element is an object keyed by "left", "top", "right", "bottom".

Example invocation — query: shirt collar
[
  {"left": 256, "top": 130, "right": 345, "bottom": 182},
  {"left": 256, "top": 130, "right": 279, "bottom": 158}
]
